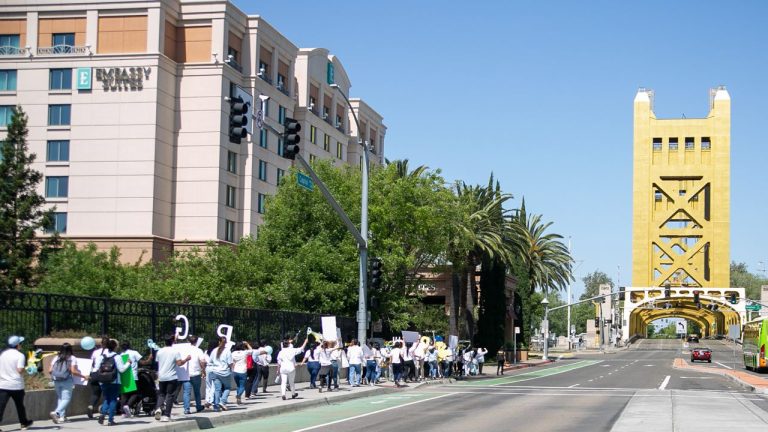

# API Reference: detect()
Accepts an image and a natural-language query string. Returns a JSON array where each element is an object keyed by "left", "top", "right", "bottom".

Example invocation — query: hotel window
[
  {"left": 52, "top": 33, "right": 75, "bottom": 54},
  {"left": 258, "top": 61, "right": 269, "bottom": 76},
  {"left": 45, "top": 212, "right": 68, "bottom": 234},
  {"left": 0, "top": 105, "right": 13, "bottom": 126},
  {"left": 47, "top": 140, "right": 70, "bottom": 162},
  {"left": 277, "top": 137, "right": 284, "bottom": 157},
  {"left": 259, "top": 129, "right": 268, "bottom": 149},
  {"left": 227, "top": 151, "right": 237, "bottom": 174},
  {"left": 258, "top": 160, "right": 267, "bottom": 181},
  {"left": 227, "top": 46, "right": 239, "bottom": 62},
  {"left": 277, "top": 73, "right": 286, "bottom": 91},
  {"left": 0, "top": 70, "right": 17, "bottom": 91},
  {"left": 45, "top": 176, "right": 69, "bottom": 198},
  {"left": 310, "top": 125, "right": 316, "bottom": 144},
  {"left": 685, "top": 137, "right": 694, "bottom": 150},
  {"left": 652, "top": 138, "right": 662, "bottom": 151},
  {"left": 701, "top": 137, "right": 711, "bottom": 150},
  {"left": 278, "top": 105, "right": 286, "bottom": 124},
  {"left": 323, "top": 134, "right": 330, "bottom": 152},
  {"left": 276, "top": 168, "right": 285, "bottom": 184},
  {"left": 48, "top": 104, "right": 71, "bottom": 126},
  {"left": 335, "top": 115, "right": 343, "bottom": 129},
  {"left": 309, "top": 154, "right": 317, "bottom": 165},
  {"left": 336, "top": 142, "right": 343, "bottom": 159},
  {"left": 263, "top": 99, "right": 270, "bottom": 118},
  {"left": 226, "top": 185, "right": 236, "bottom": 208},
  {"left": 49, "top": 69, "right": 72, "bottom": 90},
  {"left": 257, "top": 193, "right": 266, "bottom": 214},
  {"left": 0, "top": 35, "right": 21, "bottom": 54},
  {"left": 225, "top": 219, "right": 235, "bottom": 242}
]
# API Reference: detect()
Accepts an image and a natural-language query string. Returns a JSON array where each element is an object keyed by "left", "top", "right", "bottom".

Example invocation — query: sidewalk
[{"left": 673, "top": 358, "right": 768, "bottom": 394}]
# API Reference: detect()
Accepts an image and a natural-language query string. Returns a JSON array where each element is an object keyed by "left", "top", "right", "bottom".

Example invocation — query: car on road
[
  {"left": 691, "top": 347, "right": 712, "bottom": 363},
  {"left": 687, "top": 334, "right": 699, "bottom": 343}
]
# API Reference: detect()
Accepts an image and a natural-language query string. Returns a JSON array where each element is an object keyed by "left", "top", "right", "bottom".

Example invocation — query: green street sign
[
  {"left": 297, "top": 172, "right": 314, "bottom": 191},
  {"left": 746, "top": 304, "right": 761, "bottom": 311}
]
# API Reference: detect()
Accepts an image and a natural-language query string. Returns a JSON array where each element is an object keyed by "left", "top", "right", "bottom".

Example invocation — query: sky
[{"left": 233, "top": 0, "right": 768, "bottom": 300}]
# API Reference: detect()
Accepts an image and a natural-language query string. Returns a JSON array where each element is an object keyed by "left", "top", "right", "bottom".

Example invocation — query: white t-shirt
[
  {"left": 390, "top": 347, "right": 402, "bottom": 364},
  {"left": 156, "top": 346, "right": 181, "bottom": 382},
  {"left": 122, "top": 349, "right": 142, "bottom": 380},
  {"left": 254, "top": 348, "right": 271, "bottom": 367},
  {"left": 231, "top": 350, "right": 253, "bottom": 374},
  {"left": 476, "top": 348, "right": 488, "bottom": 362},
  {"left": 317, "top": 348, "right": 333, "bottom": 366},
  {"left": 347, "top": 345, "right": 363, "bottom": 365},
  {"left": 277, "top": 347, "right": 304, "bottom": 374},
  {"left": 207, "top": 349, "right": 232, "bottom": 376},
  {"left": 92, "top": 350, "right": 128, "bottom": 385},
  {"left": 187, "top": 346, "right": 205, "bottom": 377},
  {"left": 304, "top": 347, "right": 320, "bottom": 363},
  {"left": 0, "top": 349, "right": 26, "bottom": 390}
]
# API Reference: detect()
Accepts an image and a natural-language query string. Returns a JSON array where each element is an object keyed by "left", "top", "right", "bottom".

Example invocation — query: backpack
[
  {"left": 246, "top": 352, "right": 254, "bottom": 370},
  {"left": 52, "top": 358, "right": 71, "bottom": 381},
  {"left": 91, "top": 354, "right": 117, "bottom": 383}
]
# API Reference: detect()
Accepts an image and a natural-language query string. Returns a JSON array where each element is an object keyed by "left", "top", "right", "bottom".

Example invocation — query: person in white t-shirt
[
  {"left": 153, "top": 334, "right": 191, "bottom": 422},
  {"left": 48, "top": 342, "right": 84, "bottom": 424},
  {"left": 0, "top": 335, "right": 32, "bottom": 430},
  {"left": 346, "top": 339, "right": 364, "bottom": 387},
  {"left": 390, "top": 341, "right": 404, "bottom": 387},
  {"left": 181, "top": 335, "right": 206, "bottom": 414},
  {"left": 232, "top": 341, "right": 263, "bottom": 404},
  {"left": 276, "top": 338, "right": 307, "bottom": 400},
  {"left": 118, "top": 341, "right": 143, "bottom": 418},
  {"left": 207, "top": 337, "right": 233, "bottom": 412},
  {"left": 475, "top": 347, "right": 488, "bottom": 375}
]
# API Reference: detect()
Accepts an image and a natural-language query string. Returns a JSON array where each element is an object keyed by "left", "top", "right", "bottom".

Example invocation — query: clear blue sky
[{"left": 234, "top": 1, "right": 768, "bottom": 300}]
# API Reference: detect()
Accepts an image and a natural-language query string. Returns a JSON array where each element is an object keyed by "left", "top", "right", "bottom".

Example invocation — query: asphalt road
[{"left": 218, "top": 340, "right": 768, "bottom": 432}]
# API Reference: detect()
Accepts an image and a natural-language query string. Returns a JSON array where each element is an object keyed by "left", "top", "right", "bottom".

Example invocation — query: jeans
[
  {"left": 442, "top": 360, "right": 453, "bottom": 378},
  {"left": 280, "top": 370, "right": 296, "bottom": 397},
  {"left": 330, "top": 361, "right": 339, "bottom": 387},
  {"left": 349, "top": 364, "right": 362, "bottom": 385},
  {"left": 365, "top": 360, "right": 377, "bottom": 384},
  {"left": 0, "top": 388, "right": 29, "bottom": 424},
  {"left": 233, "top": 372, "right": 248, "bottom": 398},
  {"left": 54, "top": 378, "right": 74, "bottom": 417},
  {"left": 156, "top": 380, "right": 179, "bottom": 417},
  {"left": 307, "top": 361, "right": 320, "bottom": 388},
  {"left": 99, "top": 383, "right": 120, "bottom": 423},
  {"left": 184, "top": 375, "right": 203, "bottom": 412},
  {"left": 211, "top": 373, "right": 231, "bottom": 409},
  {"left": 428, "top": 360, "right": 438, "bottom": 378},
  {"left": 392, "top": 363, "right": 403, "bottom": 383}
]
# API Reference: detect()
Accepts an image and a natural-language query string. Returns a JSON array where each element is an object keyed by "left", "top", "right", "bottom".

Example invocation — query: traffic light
[
  {"left": 664, "top": 283, "right": 671, "bottom": 298},
  {"left": 282, "top": 117, "right": 301, "bottom": 159},
  {"left": 594, "top": 318, "right": 599, "bottom": 328},
  {"left": 228, "top": 96, "right": 249, "bottom": 144},
  {"left": 369, "top": 257, "right": 383, "bottom": 291},
  {"left": 370, "top": 296, "right": 381, "bottom": 311},
  {"left": 729, "top": 293, "right": 737, "bottom": 304},
  {"left": 618, "top": 286, "right": 626, "bottom": 301}
]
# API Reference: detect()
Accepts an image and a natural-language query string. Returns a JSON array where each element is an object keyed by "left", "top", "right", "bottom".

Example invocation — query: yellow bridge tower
[{"left": 632, "top": 87, "right": 730, "bottom": 289}]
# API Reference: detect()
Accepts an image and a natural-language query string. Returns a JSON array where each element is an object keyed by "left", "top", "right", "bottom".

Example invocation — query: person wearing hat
[{"left": 0, "top": 335, "right": 33, "bottom": 430}]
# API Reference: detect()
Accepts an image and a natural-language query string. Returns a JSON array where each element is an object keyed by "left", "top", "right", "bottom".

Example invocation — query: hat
[{"left": 8, "top": 335, "right": 24, "bottom": 347}]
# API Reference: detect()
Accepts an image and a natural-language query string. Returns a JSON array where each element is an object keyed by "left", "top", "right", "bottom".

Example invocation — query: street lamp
[
  {"left": 541, "top": 296, "right": 550, "bottom": 361},
  {"left": 330, "top": 83, "right": 369, "bottom": 344}
]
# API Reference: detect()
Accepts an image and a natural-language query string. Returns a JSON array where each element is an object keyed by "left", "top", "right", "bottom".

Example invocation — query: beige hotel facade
[{"left": 0, "top": 0, "right": 386, "bottom": 262}]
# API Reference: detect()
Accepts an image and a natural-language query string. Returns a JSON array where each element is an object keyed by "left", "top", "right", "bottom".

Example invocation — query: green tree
[
  {"left": 731, "top": 262, "right": 768, "bottom": 300},
  {"left": 0, "top": 106, "right": 55, "bottom": 290},
  {"left": 572, "top": 271, "right": 614, "bottom": 334}
]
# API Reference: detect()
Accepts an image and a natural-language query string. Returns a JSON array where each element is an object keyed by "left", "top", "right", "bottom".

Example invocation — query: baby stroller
[{"left": 133, "top": 368, "right": 158, "bottom": 417}]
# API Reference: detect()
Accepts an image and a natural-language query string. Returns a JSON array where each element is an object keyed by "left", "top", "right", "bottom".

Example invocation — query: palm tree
[
  {"left": 385, "top": 158, "right": 428, "bottom": 180},
  {"left": 447, "top": 176, "right": 513, "bottom": 338}
]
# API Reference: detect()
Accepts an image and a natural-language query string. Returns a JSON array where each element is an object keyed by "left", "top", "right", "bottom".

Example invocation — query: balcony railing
[
  {"left": 37, "top": 45, "right": 89, "bottom": 55},
  {"left": 276, "top": 82, "right": 289, "bottom": 96},
  {"left": 336, "top": 123, "right": 346, "bottom": 134},
  {"left": 225, "top": 57, "right": 243, "bottom": 73},
  {"left": 323, "top": 115, "right": 333, "bottom": 126},
  {"left": 258, "top": 73, "right": 273, "bottom": 85},
  {"left": 0, "top": 45, "right": 27, "bottom": 56}
]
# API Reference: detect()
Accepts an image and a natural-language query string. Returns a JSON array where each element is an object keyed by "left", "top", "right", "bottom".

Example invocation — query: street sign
[
  {"left": 746, "top": 303, "right": 762, "bottom": 311},
  {"left": 297, "top": 172, "right": 314, "bottom": 191}
]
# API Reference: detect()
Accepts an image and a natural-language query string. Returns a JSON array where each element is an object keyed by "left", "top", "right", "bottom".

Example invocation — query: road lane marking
[
  {"left": 292, "top": 393, "right": 455, "bottom": 431},
  {"left": 568, "top": 384, "right": 580, "bottom": 388},
  {"left": 450, "top": 360, "right": 601, "bottom": 387},
  {"left": 659, "top": 375, "right": 671, "bottom": 390},
  {"left": 715, "top": 362, "right": 733, "bottom": 370}
]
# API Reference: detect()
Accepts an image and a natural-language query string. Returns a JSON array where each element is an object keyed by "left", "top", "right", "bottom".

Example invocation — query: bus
[{"left": 742, "top": 317, "right": 768, "bottom": 371}]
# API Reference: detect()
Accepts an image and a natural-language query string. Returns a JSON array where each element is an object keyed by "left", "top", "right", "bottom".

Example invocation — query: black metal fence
[{"left": 0, "top": 291, "right": 355, "bottom": 350}]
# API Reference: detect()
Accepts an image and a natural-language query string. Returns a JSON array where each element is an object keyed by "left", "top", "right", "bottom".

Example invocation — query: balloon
[
  {"left": 25, "top": 365, "right": 38, "bottom": 376},
  {"left": 80, "top": 336, "right": 96, "bottom": 351},
  {"left": 265, "top": 346, "right": 273, "bottom": 356}
]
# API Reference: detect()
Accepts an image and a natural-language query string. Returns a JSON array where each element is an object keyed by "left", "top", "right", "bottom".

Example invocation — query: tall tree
[
  {"left": 730, "top": 262, "right": 768, "bottom": 300},
  {"left": 0, "top": 106, "right": 54, "bottom": 290},
  {"left": 572, "top": 270, "right": 614, "bottom": 334}
]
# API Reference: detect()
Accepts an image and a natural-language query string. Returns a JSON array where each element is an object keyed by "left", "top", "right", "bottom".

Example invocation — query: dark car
[
  {"left": 691, "top": 347, "right": 712, "bottom": 363},
  {"left": 687, "top": 334, "right": 699, "bottom": 343}
]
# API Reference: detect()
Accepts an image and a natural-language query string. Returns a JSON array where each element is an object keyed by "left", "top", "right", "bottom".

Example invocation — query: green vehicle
[{"left": 742, "top": 317, "right": 768, "bottom": 371}]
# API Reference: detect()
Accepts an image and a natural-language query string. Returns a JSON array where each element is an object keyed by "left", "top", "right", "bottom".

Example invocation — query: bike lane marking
[{"left": 216, "top": 391, "right": 455, "bottom": 432}]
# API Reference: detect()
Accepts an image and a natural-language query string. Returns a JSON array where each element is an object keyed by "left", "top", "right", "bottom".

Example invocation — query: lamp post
[
  {"left": 330, "top": 83, "right": 369, "bottom": 344},
  {"left": 541, "top": 296, "right": 550, "bottom": 360}
]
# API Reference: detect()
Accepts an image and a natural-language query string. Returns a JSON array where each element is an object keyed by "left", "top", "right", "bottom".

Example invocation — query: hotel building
[{"left": 0, "top": 0, "right": 386, "bottom": 262}]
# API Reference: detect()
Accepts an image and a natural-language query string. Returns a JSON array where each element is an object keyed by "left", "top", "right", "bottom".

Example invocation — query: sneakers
[
  {"left": 154, "top": 408, "right": 162, "bottom": 420},
  {"left": 183, "top": 410, "right": 191, "bottom": 415},
  {"left": 97, "top": 414, "right": 106, "bottom": 425},
  {"left": 291, "top": 393, "right": 298, "bottom": 399},
  {"left": 236, "top": 396, "right": 242, "bottom": 405},
  {"left": 87, "top": 405, "right": 94, "bottom": 419},
  {"left": 218, "top": 403, "right": 228, "bottom": 411},
  {"left": 160, "top": 416, "right": 170, "bottom": 422},
  {"left": 49, "top": 411, "right": 60, "bottom": 424},
  {"left": 282, "top": 395, "right": 287, "bottom": 400},
  {"left": 122, "top": 405, "right": 132, "bottom": 418},
  {"left": 20, "top": 421, "right": 34, "bottom": 430}
]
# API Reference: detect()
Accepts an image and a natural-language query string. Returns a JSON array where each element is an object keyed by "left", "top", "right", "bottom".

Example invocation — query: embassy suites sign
[{"left": 77, "top": 67, "right": 152, "bottom": 91}]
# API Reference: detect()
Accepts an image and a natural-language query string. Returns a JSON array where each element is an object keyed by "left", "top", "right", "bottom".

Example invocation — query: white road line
[
  {"left": 659, "top": 375, "right": 671, "bottom": 390},
  {"left": 715, "top": 362, "right": 733, "bottom": 370},
  {"left": 293, "top": 393, "right": 455, "bottom": 431},
  {"left": 569, "top": 384, "right": 580, "bottom": 388},
  {"left": 557, "top": 355, "right": 563, "bottom": 360}
]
